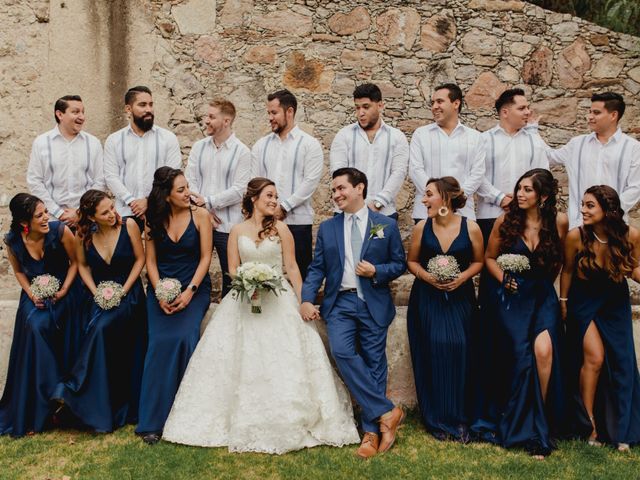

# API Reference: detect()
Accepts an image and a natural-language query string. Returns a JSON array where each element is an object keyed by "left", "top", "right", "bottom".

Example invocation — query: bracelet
[{"left": 558, "top": 297, "right": 568, "bottom": 302}]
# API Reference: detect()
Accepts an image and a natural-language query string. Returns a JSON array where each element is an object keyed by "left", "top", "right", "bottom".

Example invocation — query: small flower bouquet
[
  {"left": 155, "top": 277, "right": 182, "bottom": 304},
  {"left": 426, "top": 255, "right": 461, "bottom": 300},
  {"left": 369, "top": 221, "right": 387, "bottom": 240},
  {"left": 496, "top": 253, "right": 531, "bottom": 309},
  {"left": 230, "top": 261, "right": 286, "bottom": 313},
  {"left": 94, "top": 281, "right": 125, "bottom": 310},
  {"left": 30, "top": 274, "right": 61, "bottom": 300}
]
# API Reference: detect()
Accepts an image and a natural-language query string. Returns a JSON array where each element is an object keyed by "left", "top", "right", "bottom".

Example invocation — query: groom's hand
[
  {"left": 355, "top": 260, "right": 376, "bottom": 278},
  {"left": 300, "top": 302, "right": 319, "bottom": 322}
]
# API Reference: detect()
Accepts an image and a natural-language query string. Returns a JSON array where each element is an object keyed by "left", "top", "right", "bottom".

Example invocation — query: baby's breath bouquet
[
  {"left": 94, "top": 281, "right": 125, "bottom": 310},
  {"left": 496, "top": 253, "right": 531, "bottom": 308},
  {"left": 230, "top": 261, "right": 286, "bottom": 313},
  {"left": 155, "top": 278, "right": 182, "bottom": 304},
  {"left": 30, "top": 274, "right": 61, "bottom": 300},
  {"left": 426, "top": 255, "right": 461, "bottom": 300}
]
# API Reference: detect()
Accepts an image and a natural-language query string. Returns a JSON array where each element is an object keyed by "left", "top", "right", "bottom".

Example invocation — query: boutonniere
[{"left": 369, "top": 221, "right": 387, "bottom": 240}]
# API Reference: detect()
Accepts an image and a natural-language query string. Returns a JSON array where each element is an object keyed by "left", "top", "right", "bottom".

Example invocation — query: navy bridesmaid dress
[
  {"left": 565, "top": 253, "right": 640, "bottom": 446},
  {"left": 52, "top": 219, "right": 147, "bottom": 432},
  {"left": 407, "top": 217, "right": 477, "bottom": 441},
  {"left": 0, "top": 221, "right": 75, "bottom": 436},
  {"left": 480, "top": 238, "right": 565, "bottom": 455},
  {"left": 136, "top": 211, "right": 211, "bottom": 434}
]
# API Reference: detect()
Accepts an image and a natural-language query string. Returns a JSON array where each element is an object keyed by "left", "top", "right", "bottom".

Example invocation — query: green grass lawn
[{"left": 0, "top": 411, "right": 638, "bottom": 480}]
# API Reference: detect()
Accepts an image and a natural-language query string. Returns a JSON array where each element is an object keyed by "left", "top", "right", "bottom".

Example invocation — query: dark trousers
[
  {"left": 288, "top": 224, "right": 313, "bottom": 280},
  {"left": 213, "top": 231, "right": 231, "bottom": 297},
  {"left": 477, "top": 218, "right": 497, "bottom": 250}
]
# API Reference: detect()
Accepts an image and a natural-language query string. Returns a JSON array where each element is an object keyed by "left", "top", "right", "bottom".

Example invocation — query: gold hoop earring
[{"left": 438, "top": 206, "right": 449, "bottom": 217}]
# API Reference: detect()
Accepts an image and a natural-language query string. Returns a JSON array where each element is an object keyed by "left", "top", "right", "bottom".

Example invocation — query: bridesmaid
[
  {"left": 0, "top": 193, "right": 77, "bottom": 436},
  {"left": 484, "top": 168, "right": 568, "bottom": 458},
  {"left": 51, "top": 190, "right": 147, "bottom": 432},
  {"left": 407, "top": 177, "right": 484, "bottom": 442},
  {"left": 560, "top": 185, "right": 640, "bottom": 451},
  {"left": 136, "top": 167, "right": 212, "bottom": 444}
]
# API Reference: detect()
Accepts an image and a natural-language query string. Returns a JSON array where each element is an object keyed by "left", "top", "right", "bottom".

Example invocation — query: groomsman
[
  {"left": 330, "top": 83, "right": 408, "bottom": 219},
  {"left": 27, "top": 95, "right": 104, "bottom": 227},
  {"left": 409, "top": 83, "right": 485, "bottom": 221},
  {"left": 546, "top": 92, "right": 640, "bottom": 229},
  {"left": 251, "top": 89, "right": 323, "bottom": 279},
  {"left": 476, "top": 88, "right": 549, "bottom": 244},
  {"left": 103, "top": 86, "right": 181, "bottom": 221},
  {"left": 186, "top": 98, "right": 251, "bottom": 297}
]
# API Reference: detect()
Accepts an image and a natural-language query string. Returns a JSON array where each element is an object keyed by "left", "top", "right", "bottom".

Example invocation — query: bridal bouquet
[
  {"left": 94, "top": 281, "right": 125, "bottom": 310},
  {"left": 426, "top": 255, "right": 461, "bottom": 300},
  {"left": 230, "top": 261, "right": 286, "bottom": 314},
  {"left": 155, "top": 278, "right": 182, "bottom": 304},
  {"left": 30, "top": 274, "right": 61, "bottom": 300},
  {"left": 496, "top": 253, "right": 530, "bottom": 308}
]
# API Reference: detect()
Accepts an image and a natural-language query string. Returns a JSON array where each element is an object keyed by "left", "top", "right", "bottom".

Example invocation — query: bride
[{"left": 162, "top": 177, "right": 360, "bottom": 453}]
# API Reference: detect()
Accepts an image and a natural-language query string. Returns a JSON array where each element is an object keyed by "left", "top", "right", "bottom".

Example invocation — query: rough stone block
[
  {"left": 522, "top": 46, "right": 553, "bottom": 86},
  {"left": 420, "top": 14, "right": 456, "bottom": 53},
  {"left": 466, "top": 72, "right": 507, "bottom": 110},
  {"left": 172, "top": 0, "right": 216, "bottom": 35},
  {"left": 592, "top": 54, "right": 626, "bottom": 79},
  {"left": 468, "top": 0, "right": 525, "bottom": 11},
  {"left": 376, "top": 7, "right": 421, "bottom": 50},
  {"left": 253, "top": 10, "right": 313, "bottom": 36},
  {"left": 328, "top": 6, "right": 370, "bottom": 36}
]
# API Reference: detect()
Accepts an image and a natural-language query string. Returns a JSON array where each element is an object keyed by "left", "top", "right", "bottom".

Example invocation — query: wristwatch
[
  {"left": 373, "top": 200, "right": 383, "bottom": 210},
  {"left": 189, "top": 284, "right": 198, "bottom": 293}
]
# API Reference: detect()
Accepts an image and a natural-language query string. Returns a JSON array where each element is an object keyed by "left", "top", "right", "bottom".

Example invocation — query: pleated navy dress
[
  {"left": 407, "top": 217, "right": 477, "bottom": 441},
  {"left": 0, "top": 221, "right": 76, "bottom": 436},
  {"left": 52, "top": 219, "right": 147, "bottom": 432},
  {"left": 136, "top": 211, "right": 211, "bottom": 435}
]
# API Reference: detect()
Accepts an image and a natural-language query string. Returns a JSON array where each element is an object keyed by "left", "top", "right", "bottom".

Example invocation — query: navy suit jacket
[{"left": 301, "top": 210, "right": 406, "bottom": 327}]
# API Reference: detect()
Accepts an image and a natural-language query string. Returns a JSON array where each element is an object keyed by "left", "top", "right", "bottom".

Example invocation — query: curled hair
[
  {"left": 426, "top": 177, "right": 467, "bottom": 212},
  {"left": 77, "top": 190, "right": 121, "bottom": 249},
  {"left": 578, "top": 185, "right": 635, "bottom": 282},
  {"left": 499, "top": 168, "right": 562, "bottom": 276},
  {"left": 241, "top": 177, "right": 278, "bottom": 240},
  {"left": 146, "top": 167, "right": 186, "bottom": 240},
  {"left": 8, "top": 193, "right": 43, "bottom": 234}
]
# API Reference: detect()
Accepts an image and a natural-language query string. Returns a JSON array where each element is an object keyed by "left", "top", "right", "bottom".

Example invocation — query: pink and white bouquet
[
  {"left": 155, "top": 277, "right": 182, "bottom": 303},
  {"left": 230, "top": 261, "right": 286, "bottom": 314},
  {"left": 426, "top": 255, "right": 461, "bottom": 283},
  {"left": 30, "top": 274, "right": 61, "bottom": 300},
  {"left": 94, "top": 281, "right": 125, "bottom": 310}
]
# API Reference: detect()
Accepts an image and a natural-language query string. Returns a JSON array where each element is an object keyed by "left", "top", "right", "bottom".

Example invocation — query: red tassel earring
[{"left": 22, "top": 224, "right": 29, "bottom": 234}]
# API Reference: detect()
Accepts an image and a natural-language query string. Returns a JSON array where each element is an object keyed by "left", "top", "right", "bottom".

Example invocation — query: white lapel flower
[{"left": 369, "top": 221, "right": 387, "bottom": 240}]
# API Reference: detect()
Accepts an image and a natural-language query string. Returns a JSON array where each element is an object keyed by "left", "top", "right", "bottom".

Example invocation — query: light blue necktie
[{"left": 351, "top": 215, "right": 364, "bottom": 300}]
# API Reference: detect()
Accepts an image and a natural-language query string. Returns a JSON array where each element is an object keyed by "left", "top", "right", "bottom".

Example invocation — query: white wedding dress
[{"left": 162, "top": 235, "right": 360, "bottom": 453}]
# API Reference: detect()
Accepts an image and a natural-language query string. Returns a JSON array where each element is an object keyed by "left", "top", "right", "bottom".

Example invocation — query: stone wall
[{"left": 0, "top": 0, "right": 639, "bottom": 297}]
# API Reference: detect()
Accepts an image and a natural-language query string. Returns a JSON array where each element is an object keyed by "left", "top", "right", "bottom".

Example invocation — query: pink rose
[
  {"left": 436, "top": 257, "right": 450, "bottom": 267},
  {"left": 161, "top": 280, "right": 174, "bottom": 289},
  {"left": 102, "top": 287, "right": 114, "bottom": 300},
  {"left": 38, "top": 276, "right": 50, "bottom": 286}
]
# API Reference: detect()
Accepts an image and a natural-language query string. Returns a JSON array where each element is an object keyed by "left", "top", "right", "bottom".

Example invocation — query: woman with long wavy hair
[
  {"left": 136, "top": 167, "right": 212, "bottom": 444},
  {"left": 51, "top": 190, "right": 146, "bottom": 432},
  {"left": 560, "top": 185, "right": 640, "bottom": 451},
  {"left": 162, "top": 177, "right": 359, "bottom": 453},
  {"left": 481, "top": 168, "right": 568, "bottom": 458}
]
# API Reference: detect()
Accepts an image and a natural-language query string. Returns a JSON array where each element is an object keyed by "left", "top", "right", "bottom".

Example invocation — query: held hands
[
  {"left": 439, "top": 274, "right": 466, "bottom": 292},
  {"left": 355, "top": 260, "right": 376, "bottom": 278},
  {"left": 300, "top": 302, "right": 320, "bottom": 322},
  {"left": 129, "top": 198, "right": 148, "bottom": 217},
  {"left": 29, "top": 290, "right": 46, "bottom": 309},
  {"left": 160, "top": 289, "right": 194, "bottom": 315}
]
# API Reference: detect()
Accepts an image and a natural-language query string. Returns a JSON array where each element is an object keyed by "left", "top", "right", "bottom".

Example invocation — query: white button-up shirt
[
  {"left": 27, "top": 126, "right": 105, "bottom": 218},
  {"left": 185, "top": 133, "right": 251, "bottom": 234},
  {"left": 330, "top": 121, "right": 408, "bottom": 216},
  {"left": 251, "top": 126, "right": 324, "bottom": 225},
  {"left": 476, "top": 124, "right": 549, "bottom": 220},
  {"left": 103, "top": 124, "right": 182, "bottom": 216},
  {"left": 547, "top": 128, "right": 640, "bottom": 229},
  {"left": 340, "top": 205, "right": 369, "bottom": 291},
  {"left": 409, "top": 122, "right": 486, "bottom": 220}
]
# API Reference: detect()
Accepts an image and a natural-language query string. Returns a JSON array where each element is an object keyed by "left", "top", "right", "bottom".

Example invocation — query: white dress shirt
[
  {"left": 103, "top": 124, "right": 182, "bottom": 216},
  {"left": 185, "top": 133, "right": 251, "bottom": 234},
  {"left": 27, "top": 126, "right": 105, "bottom": 218},
  {"left": 340, "top": 205, "right": 369, "bottom": 291},
  {"left": 476, "top": 124, "right": 549, "bottom": 220},
  {"left": 547, "top": 128, "right": 640, "bottom": 229},
  {"left": 409, "top": 122, "right": 486, "bottom": 220},
  {"left": 251, "top": 125, "right": 324, "bottom": 225},
  {"left": 330, "top": 121, "right": 409, "bottom": 216}
]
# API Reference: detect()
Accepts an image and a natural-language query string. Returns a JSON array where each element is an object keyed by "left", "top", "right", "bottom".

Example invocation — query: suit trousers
[
  {"left": 288, "top": 224, "right": 312, "bottom": 280},
  {"left": 213, "top": 230, "right": 231, "bottom": 297}
]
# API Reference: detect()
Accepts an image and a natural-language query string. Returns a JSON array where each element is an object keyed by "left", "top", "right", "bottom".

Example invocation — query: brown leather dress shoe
[
  {"left": 378, "top": 406, "right": 405, "bottom": 453},
  {"left": 356, "top": 432, "right": 380, "bottom": 459}
]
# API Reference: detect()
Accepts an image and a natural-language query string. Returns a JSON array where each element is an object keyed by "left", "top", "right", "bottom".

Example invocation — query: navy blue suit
[{"left": 302, "top": 210, "right": 406, "bottom": 433}]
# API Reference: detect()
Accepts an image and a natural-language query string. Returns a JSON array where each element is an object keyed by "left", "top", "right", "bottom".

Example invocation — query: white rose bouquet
[
  {"left": 230, "top": 261, "right": 286, "bottom": 313},
  {"left": 94, "top": 281, "right": 125, "bottom": 310},
  {"left": 30, "top": 274, "right": 61, "bottom": 300},
  {"left": 155, "top": 278, "right": 182, "bottom": 304}
]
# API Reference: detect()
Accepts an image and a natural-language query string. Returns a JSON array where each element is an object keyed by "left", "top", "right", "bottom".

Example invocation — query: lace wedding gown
[{"left": 162, "top": 235, "right": 360, "bottom": 453}]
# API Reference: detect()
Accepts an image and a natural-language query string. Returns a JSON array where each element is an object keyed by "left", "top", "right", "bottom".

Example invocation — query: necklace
[{"left": 593, "top": 231, "right": 608, "bottom": 244}]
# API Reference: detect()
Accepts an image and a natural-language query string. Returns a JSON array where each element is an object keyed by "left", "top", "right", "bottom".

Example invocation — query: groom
[{"left": 301, "top": 167, "right": 406, "bottom": 459}]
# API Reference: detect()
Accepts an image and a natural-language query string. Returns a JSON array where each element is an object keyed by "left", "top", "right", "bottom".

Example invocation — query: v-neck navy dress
[
  {"left": 407, "top": 217, "right": 478, "bottom": 441},
  {"left": 52, "top": 219, "right": 146, "bottom": 432}
]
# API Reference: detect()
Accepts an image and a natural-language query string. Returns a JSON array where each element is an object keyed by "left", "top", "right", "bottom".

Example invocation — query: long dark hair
[
  {"left": 579, "top": 185, "right": 635, "bottom": 282},
  {"left": 8, "top": 193, "right": 43, "bottom": 234},
  {"left": 241, "top": 177, "right": 277, "bottom": 240},
  {"left": 77, "top": 190, "right": 121, "bottom": 249},
  {"left": 146, "top": 166, "right": 186, "bottom": 240},
  {"left": 499, "top": 168, "right": 562, "bottom": 275}
]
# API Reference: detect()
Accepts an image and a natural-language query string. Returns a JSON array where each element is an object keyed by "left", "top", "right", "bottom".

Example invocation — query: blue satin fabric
[
  {"left": 52, "top": 220, "right": 146, "bottom": 432},
  {"left": 565, "top": 269, "right": 640, "bottom": 446},
  {"left": 0, "top": 222, "right": 77, "bottom": 436},
  {"left": 407, "top": 218, "right": 477, "bottom": 441},
  {"left": 136, "top": 215, "right": 211, "bottom": 434}
]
